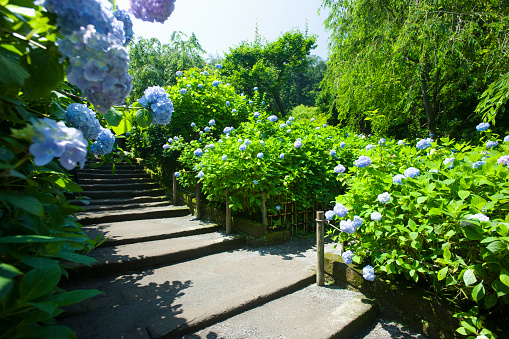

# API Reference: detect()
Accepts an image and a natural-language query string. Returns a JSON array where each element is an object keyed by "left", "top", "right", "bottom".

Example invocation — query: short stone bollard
[{"left": 316, "top": 211, "right": 325, "bottom": 286}]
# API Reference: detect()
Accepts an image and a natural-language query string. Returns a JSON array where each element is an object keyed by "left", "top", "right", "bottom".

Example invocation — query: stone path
[{"left": 58, "top": 161, "right": 421, "bottom": 338}]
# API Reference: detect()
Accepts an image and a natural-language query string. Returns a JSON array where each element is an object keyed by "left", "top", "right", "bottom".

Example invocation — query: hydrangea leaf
[
  {"left": 22, "top": 47, "right": 64, "bottom": 99},
  {"left": 463, "top": 269, "right": 477, "bottom": 286},
  {"left": 0, "top": 49, "right": 30, "bottom": 86},
  {"left": 0, "top": 190, "right": 43, "bottom": 216},
  {"left": 19, "top": 265, "right": 60, "bottom": 301},
  {"left": 104, "top": 108, "right": 124, "bottom": 127},
  {"left": 485, "top": 240, "right": 507, "bottom": 254},
  {"left": 0, "top": 276, "right": 14, "bottom": 303},
  {"left": 471, "top": 282, "right": 485, "bottom": 302},
  {"left": 52, "top": 289, "right": 104, "bottom": 307},
  {"left": 500, "top": 269, "right": 509, "bottom": 287}
]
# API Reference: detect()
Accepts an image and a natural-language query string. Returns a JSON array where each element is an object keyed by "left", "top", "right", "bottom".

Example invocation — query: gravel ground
[{"left": 181, "top": 237, "right": 428, "bottom": 339}]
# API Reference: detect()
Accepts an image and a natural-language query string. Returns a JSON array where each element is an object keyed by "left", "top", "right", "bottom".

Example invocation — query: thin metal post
[
  {"left": 195, "top": 181, "right": 201, "bottom": 219},
  {"left": 226, "top": 188, "right": 232, "bottom": 234},
  {"left": 173, "top": 172, "right": 178, "bottom": 205},
  {"left": 261, "top": 192, "right": 267, "bottom": 228},
  {"left": 316, "top": 211, "right": 325, "bottom": 286}
]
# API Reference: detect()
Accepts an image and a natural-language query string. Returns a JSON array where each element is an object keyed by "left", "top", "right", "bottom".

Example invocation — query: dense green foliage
[
  {"left": 220, "top": 30, "right": 318, "bottom": 116},
  {"left": 128, "top": 33, "right": 206, "bottom": 102},
  {"left": 169, "top": 114, "right": 345, "bottom": 219},
  {"left": 327, "top": 131, "right": 509, "bottom": 338},
  {"left": 127, "top": 68, "right": 260, "bottom": 174},
  {"left": 321, "top": 0, "right": 509, "bottom": 138}
]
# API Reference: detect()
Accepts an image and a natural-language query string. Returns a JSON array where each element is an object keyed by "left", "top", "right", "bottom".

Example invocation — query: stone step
[
  {"left": 80, "top": 181, "right": 160, "bottom": 192},
  {"left": 83, "top": 215, "right": 221, "bottom": 247},
  {"left": 80, "top": 196, "right": 168, "bottom": 206},
  {"left": 76, "top": 205, "right": 187, "bottom": 225},
  {"left": 66, "top": 232, "right": 246, "bottom": 279},
  {"left": 82, "top": 200, "right": 170, "bottom": 212},
  {"left": 78, "top": 177, "right": 154, "bottom": 185},
  {"left": 178, "top": 286, "right": 377, "bottom": 339},
  {"left": 58, "top": 245, "right": 321, "bottom": 338},
  {"left": 76, "top": 171, "right": 151, "bottom": 180},
  {"left": 78, "top": 168, "right": 147, "bottom": 175},
  {"left": 80, "top": 188, "right": 166, "bottom": 200}
]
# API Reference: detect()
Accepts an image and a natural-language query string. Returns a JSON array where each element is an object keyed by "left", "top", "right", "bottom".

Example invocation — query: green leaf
[
  {"left": 462, "top": 225, "right": 484, "bottom": 240},
  {"left": 104, "top": 108, "right": 123, "bottom": 127},
  {"left": 21, "top": 256, "right": 59, "bottom": 268},
  {"left": 417, "top": 196, "right": 427, "bottom": 204},
  {"left": 135, "top": 109, "right": 153, "bottom": 128},
  {"left": 0, "top": 276, "right": 14, "bottom": 303},
  {"left": 409, "top": 232, "right": 418, "bottom": 240},
  {"left": 19, "top": 265, "right": 61, "bottom": 301},
  {"left": 463, "top": 269, "right": 477, "bottom": 286},
  {"left": 0, "top": 190, "right": 43, "bottom": 216},
  {"left": 0, "top": 263, "right": 23, "bottom": 278},
  {"left": 22, "top": 47, "right": 64, "bottom": 98},
  {"left": 54, "top": 251, "right": 96, "bottom": 265},
  {"left": 28, "top": 325, "right": 75, "bottom": 339},
  {"left": 27, "top": 301, "right": 58, "bottom": 316},
  {"left": 484, "top": 294, "right": 498, "bottom": 309},
  {"left": 52, "top": 289, "right": 104, "bottom": 307},
  {"left": 458, "top": 190, "right": 470, "bottom": 200},
  {"left": 500, "top": 269, "right": 509, "bottom": 287},
  {"left": 0, "top": 235, "right": 68, "bottom": 243},
  {"left": 0, "top": 49, "right": 30, "bottom": 86},
  {"left": 486, "top": 240, "right": 507, "bottom": 254},
  {"left": 493, "top": 280, "right": 509, "bottom": 296},
  {"left": 438, "top": 267, "right": 448, "bottom": 281},
  {"left": 472, "top": 282, "right": 485, "bottom": 302},
  {"left": 429, "top": 208, "right": 443, "bottom": 215},
  {"left": 443, "top": 246, "right": 452, "bottom": 262}
]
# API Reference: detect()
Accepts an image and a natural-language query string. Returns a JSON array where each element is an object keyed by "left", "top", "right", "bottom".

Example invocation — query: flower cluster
[
  {"left": 90, "top": 127, "right": 115, "bottom": 156},
  {"left": 113, "top": 9, "right": 134, "bottom": 45},
  {"left": 268, "top": 115, "right": 278, "bottom": 122},
  {"left": 497, "top": 155, "right": 509, "bottom": 167},
  {"left": 334, "top": 164, "right": 346, "bottom": 174},
  {"left": 377, "top": 192, "right": 391, "bottom": 204},
  {"left": 29, "top": 118, "right": 87, "bottom": 170},
  {"left": 138, "top": 86, "right": 174, "bottom": 124},
  {"left": 38, "top": 0, "right": 133, "bottom": 113},
  {"left": 129, "top": 0, "right": 176, "bottom": 23},
  {"left": 294, "top": 139, "right": 302, "bottom": 149},
  {"left": 354, "top": 155, "right": 372, "bottom": 168},
  {"left": 65, "top": 103, "right": 101, "bottom": 140},
  {"left": 466, "top": 213, "right": 490, "bottom": 222},
  {"left": 416, "top": 138, "right": 432, "bottom": 150},
  {"left": 486, "top": 140, "right": 498, "bottom": 148},
  {"left": 476, "top": 122, "right": 490, "bottom": 132},
  {"left": 403, "top": 167, "right": 420, "bottom": 179}
]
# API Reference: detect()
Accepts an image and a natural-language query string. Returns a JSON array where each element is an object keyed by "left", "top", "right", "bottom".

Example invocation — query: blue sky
[{"left": 116, "top": 0, "right": 331, "bottom": 60}]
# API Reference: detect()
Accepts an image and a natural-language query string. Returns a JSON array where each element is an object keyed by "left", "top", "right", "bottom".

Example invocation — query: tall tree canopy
[
  {"left": 128, "top": 32, "right": 206, "bottom": 102},
  {"left": 221, "top": 30, "right": 317, "bottom": 116},
  {"left": 322, "top": 0, "right": 509, "bottom": 138}
]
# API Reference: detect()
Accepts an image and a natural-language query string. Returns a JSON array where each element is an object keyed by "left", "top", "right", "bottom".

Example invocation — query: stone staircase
[{"left": 58, "top": 161, "right": 377, "bottom": 338}]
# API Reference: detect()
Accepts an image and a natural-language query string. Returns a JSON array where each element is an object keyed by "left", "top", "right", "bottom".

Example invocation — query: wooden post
[
  {"left": 316, "top": 211, "right": 325, "bottom": 286},
  {"left": 226, "top": 188, "right": 232, "bottom": 234},
  {"left": 195, "top": 181, "right": 201, "bottom": 219},
  {"left": 173, "top": 172, "right": 178, "bottom": 206},
  {"left": 261, "top": 192, "right": 267, "bottom": 229}
]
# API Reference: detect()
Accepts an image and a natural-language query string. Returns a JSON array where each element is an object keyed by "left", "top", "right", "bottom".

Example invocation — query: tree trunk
[
  {"left": 272, "top": 90, "right": 286, "bottom": 116},
  {"left": 420, "top": 65, "right": 437, "bottom": 137}
]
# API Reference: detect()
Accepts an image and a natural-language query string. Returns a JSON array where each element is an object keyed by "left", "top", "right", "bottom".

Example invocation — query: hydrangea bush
[{"left": 324, "top": 132, "right": 509, "bottom": 338}]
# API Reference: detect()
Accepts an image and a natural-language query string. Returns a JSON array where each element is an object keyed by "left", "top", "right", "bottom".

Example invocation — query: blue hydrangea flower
[
  {"left": 294, "top": 139, "right": 302, "bottom": 149},
  {"left": 239, "top": 144, "right": 247, "bottom": 151},
  {"left": 476, "top": 122, "right": 490, "bottom": 132},
  {"left": 416, "top": 138, "right": 432, "bottom": 150},
  {"left": 222, "top": 155, "right": 227, "bottom": 161},
  {"left": 113, "top": 9, "right": 134, "bottom": 46},
  {"left": 129, "top": 0, "right": 176, "bottom": 23},
  {"left": 311, "top": 118, "right": 315, "bottom": 122},
  {"left": 268, "top": 115, "right": 278, "bottom": 122},
  {"left": 287, "top": 129, "right": 291, "bottom": 133},
  {"left": 232, "top": 109, "right": 237, "bottom": 113},
  {"left": 212, "top": 80, "right": 220, "bottom": 86},
  {"left": 280, "top": 123, "right": 287, "bottom": 128},
  {"left": 472, "top": 160, "right": 486, "bottom": 169},
  {"left": 333, "top": 203, "right": 348, "bottom": 217},
  {"left": 340, "top": 220, "right": 355, "bottom": 234},
  {"left": 205, "top": 144, "right": 215, "bottom": 149},
  {"left": 404, "top": 167, "right": 420, "bottom": 178},
  {"left": 174, "top": 171, "right": 180, "bottom": 178},
  {"left": 174, "top": 136, "right": 179, "bottom": 141},
  {"left": 497, "top": 155, "right": 509, "bottom": 166},
  {"left": 334, "top": 164, "right": 346, "bottom": 174},
  {"left": 371, "top": 212, "right": 382, "bottom": 221},
  {"left": 504, "top": 135, "right": 509, "bottom": 143},
  {"left": 254, "top": 112, "right": 260, "bottom": 118},
  {"left": 392, "top": 174, "right": 406, "bottom": 185},
  {"left": 330, "top": 150, "right": 337, "bottom": 157},
  {"left": 223, "top": 127, "right": 232, "bottom": 134},
  {"left": 204, "top": 127, "right": 210, "bottom": 132},
  {"left": 486, "top": 140, "right": 498, "bottom": 148},
  {"left": 253, "top": 180, "right": 258, "bottom": 185},
  {"left": 197, "top": 170, "right": 204, "bottom": 179},
  {"left": 163, "top": 144, "right": 169, "bottom": 149},
  {"left": 466, "top": 213, "right": 490, "bottom": 222},
  {"left": 379, "top": 138, "right": 386, "bottom": 145},
  {"left": 180, "top": 88, "right": 187, "bottom": 94},
  {"left": 362, "top": 265, "right": 375, "bottom": 281},
  {"left": 245, "top": 139, "right": 252, "bottom": 145},
  {"left": 276, "top": 205, "right": 281, "bottom": 211},
  {"left": 176, "top": 71, "right": 183, "bottom": 77},
  {"left": 366, "top": 144, "right": 375, "bottom": 151},
  {"left": 377, "top": 192, "right": 391, "bottom": 204},
  {"left": 198, "top": 84, "right": 203, "bottom": 88},
  {"left": 90, "top": 127, "right": 115, "bottom": 156},
  {"left": 194, "top": 148, "right": 203, "bottom": 157},
  {"left": 354, "top": 155, "right": 372, "bottom": 168},
  {"left": 340, "top": 141, "right": 346, "bottom": 148},
  {"left": 325, "top": 210, "right": 335, "bottom": 220},
  {"left": 260, "top": 140, "right": 265, "bottom": 145},
  {"left": 398, "top": 140, "right": 404, "bottom": 145},
  {"left": 443, "top": 157, "right": 454, "bottom": 168},
  {"left": 257, "top": 153, "right": 264, "bottom": 159},
  {"left": 253, "top": 86, "right": 258, "bottom": 90},
  {"left": 249, "top": 100, "right": 253, "bottom": 104},
  {"left": 215, "top": 64, "right": 222, "bottom": 69},
  {"left": 65, "top": 103, "right": 101, "bottom": 140},
  {"left": 203, "top": 71, "right": 209, "bottom": 76},
  {"left": 280, "top": 153, "right": 285, "bottom": 159},
  {"left": 352, "top": 216, "right": 363, "bottom": 229},
  {"left": 186, "top": 84, "right": 191, "bottom": 88},
  {"left": 191, "top": 122, "right": 196, "bottom": 127},
  {"left": 226, "top": 101, "right": 230, "bottom": 106},
  {"left": 342, "top": 250, "right": 354, "bottom": 265}
]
